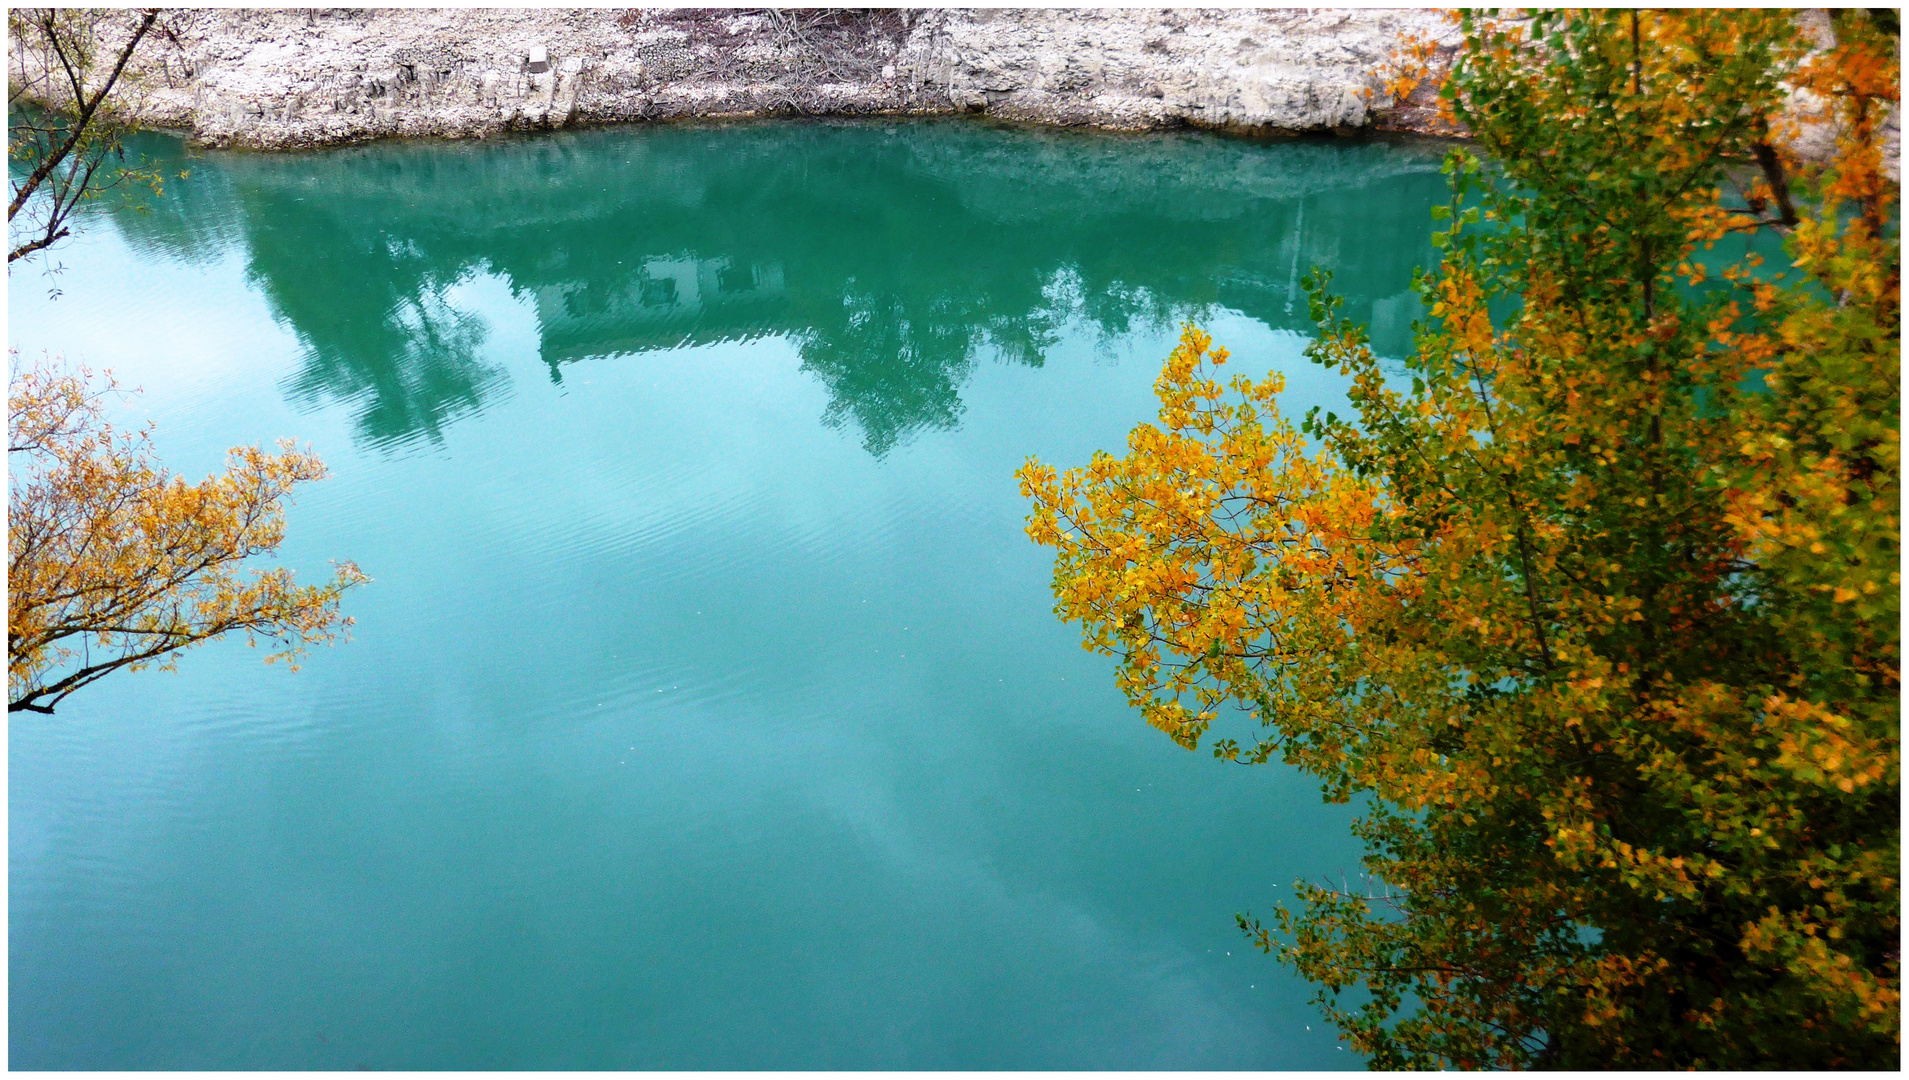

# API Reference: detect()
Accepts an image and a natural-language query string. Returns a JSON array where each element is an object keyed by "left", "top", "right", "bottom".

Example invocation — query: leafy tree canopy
[{"left": 1020, "top": 9, "right": 1898, "bottom": 1068}]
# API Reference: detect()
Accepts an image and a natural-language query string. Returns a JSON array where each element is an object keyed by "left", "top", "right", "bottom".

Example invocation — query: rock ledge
[{"left": 16, "top": 9, "right": 1465, "bottom": 149}]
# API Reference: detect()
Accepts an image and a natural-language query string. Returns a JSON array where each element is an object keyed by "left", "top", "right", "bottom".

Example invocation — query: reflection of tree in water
[
  {"left": 79, "top": 131, "right": 246, "bottom": 267},
  {"left": 232, "top": 170, "right": 509, "bottom": 452},
  {"left": 103, "top": 121, "right": 1445, "bottom": 456},
  {"left": 280, "top": 290, "right": 501, "bottom": 451},
  {"left": 802, "top": 288, "right": 977, "bottom": 456}
]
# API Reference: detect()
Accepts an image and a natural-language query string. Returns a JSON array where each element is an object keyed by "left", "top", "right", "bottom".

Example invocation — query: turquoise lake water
[{"left": 10, "top": 119, "right": 1446, "bottom": 1069}]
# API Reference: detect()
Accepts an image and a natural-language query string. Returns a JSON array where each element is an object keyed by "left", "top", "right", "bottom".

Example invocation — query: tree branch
[{"left": 7, "top": 8, "right": 158, "bottom": 226}]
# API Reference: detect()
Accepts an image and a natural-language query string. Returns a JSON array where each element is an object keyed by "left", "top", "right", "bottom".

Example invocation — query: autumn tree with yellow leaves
[
  {"left": 1021, "top": 9, "right": 1896, "bottom": 1069},
  {"left": 8, "top": 15, "right": 361, "bottom": 716},
  {"left": 8, "top": 357, "right": 366, "bottom": 714}
]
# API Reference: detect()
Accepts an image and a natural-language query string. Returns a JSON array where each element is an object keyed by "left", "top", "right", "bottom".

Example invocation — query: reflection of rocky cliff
[{"left": 102, "top": 121, "right": 1446, "bottom": 454}]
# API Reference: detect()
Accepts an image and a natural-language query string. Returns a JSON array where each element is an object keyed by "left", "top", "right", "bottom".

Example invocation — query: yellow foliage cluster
[
  {"left": 1021, "top": 327, "right": 1396, "bottom": 752},
  {"left": 8, "top": 356, "right": 367, "bottom": 714},
  {"left": 1362, "top": 28, "right": 1447, "bottom": 110}
]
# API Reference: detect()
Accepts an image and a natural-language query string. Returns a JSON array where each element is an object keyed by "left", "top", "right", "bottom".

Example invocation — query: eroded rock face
[{"left": 13, "top": 8, "right": 1465, "bottom": 149}]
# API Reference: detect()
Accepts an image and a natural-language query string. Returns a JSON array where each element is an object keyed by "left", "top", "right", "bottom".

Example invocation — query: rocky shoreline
[{"left": 19, "top": 8, "right": 1465, "bottom": 150}]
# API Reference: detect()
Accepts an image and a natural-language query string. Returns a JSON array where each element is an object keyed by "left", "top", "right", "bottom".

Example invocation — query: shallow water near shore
[{"left": 10, "top": 119, "right": 1444, "bottom": 1070}]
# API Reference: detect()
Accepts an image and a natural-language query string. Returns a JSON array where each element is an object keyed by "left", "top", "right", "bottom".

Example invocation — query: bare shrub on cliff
[{"left": 613, "top": 8, "right": 932, "bottom": 116}]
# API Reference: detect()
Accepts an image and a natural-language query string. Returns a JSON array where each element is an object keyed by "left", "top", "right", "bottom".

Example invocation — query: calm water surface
[{"left": 10, "top": 120, "right": 1444, "bottom": 1069}]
